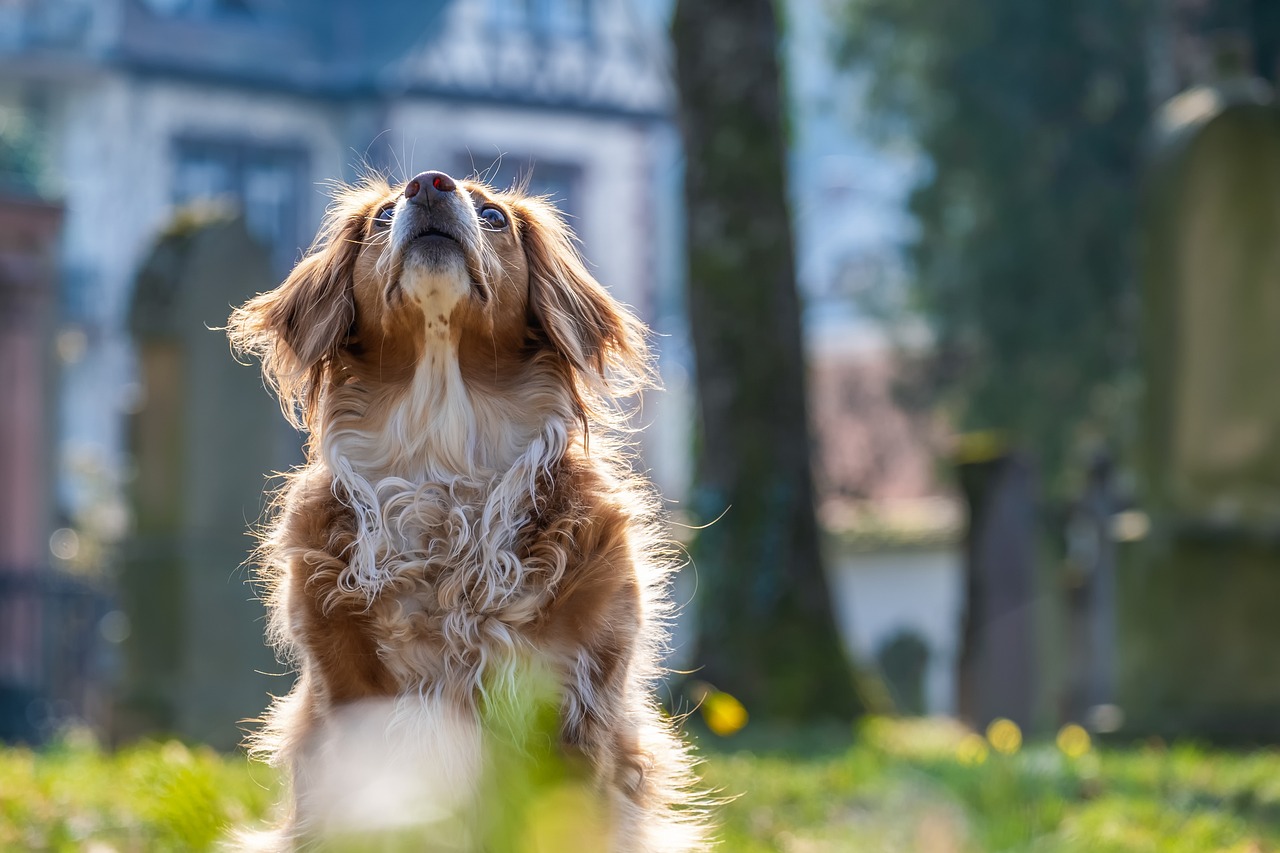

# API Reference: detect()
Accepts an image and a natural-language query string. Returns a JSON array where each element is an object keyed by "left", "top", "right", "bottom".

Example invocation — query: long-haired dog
[{"left": 227, "top": 169, "right": 708, "bottom": 851}]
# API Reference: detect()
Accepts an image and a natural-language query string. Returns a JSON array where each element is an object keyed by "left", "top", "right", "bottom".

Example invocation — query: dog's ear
[
  {"left": 228, "top": 211, "right": 362, "bottom": 428},
  {"left": 520, "top": 201, "right": 653, "bottom": 403}
]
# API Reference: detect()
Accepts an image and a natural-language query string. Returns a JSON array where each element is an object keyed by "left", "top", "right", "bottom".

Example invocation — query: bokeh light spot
[
  {"left": 956, "top": 733, "right": 989, "bottom": 766},
  {"left": 1057, "top": 723, "right": 1092, "bottom": 759},
  {"left": 701, "top": 690, "right": 748, "bottom": 736},
  {"left": 100, "top": 610, "right": 131, "bottom": 644},
  {"left": 986, "top": 718, "right": 1022, "bottom": 755},
  {"left": 49, "top": 527, "right": 80, "bottom": 561}
]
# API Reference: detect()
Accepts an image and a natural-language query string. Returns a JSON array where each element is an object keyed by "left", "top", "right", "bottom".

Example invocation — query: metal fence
[{"left": 0, "top": 568, "right": 114, "bottom": 744}]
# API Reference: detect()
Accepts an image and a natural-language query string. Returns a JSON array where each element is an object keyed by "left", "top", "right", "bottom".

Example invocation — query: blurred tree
[
  {"left": 672, "top": 0, "right": 866, "bottom": 719},
  {"left": 836, "top": 0, "right": 1149, "bottom": 492},
  {"left": 1169, "top": 0, "right": 1280, "bottom": 88}
]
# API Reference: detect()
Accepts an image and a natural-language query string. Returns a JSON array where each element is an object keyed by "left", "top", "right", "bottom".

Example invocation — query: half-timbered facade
[{"left": 0, "top": 0, "right": 683, "bottom": 521}]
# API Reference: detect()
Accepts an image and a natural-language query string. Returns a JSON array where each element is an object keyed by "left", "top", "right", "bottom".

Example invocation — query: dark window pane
[
  {"left": 171, "top": 138, "right": 308, "bottom": 273},
  {"left": 461, "top": 155, "right": 582, "bottom": 221}
]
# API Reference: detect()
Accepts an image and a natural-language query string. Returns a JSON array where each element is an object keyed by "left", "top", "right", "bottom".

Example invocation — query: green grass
[
  {"left": 0, "top": 733, "right": 276, "bottom": 851},
  {"left": 3, "top": 718, "right": 1280, "bottom": 851},
  {"left": 704, "top": 718, "right": 1280, "bottom": 852}
]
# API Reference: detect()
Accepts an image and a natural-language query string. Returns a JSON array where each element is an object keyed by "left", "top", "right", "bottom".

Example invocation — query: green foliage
[
  {"left": 6, "top": 719, "right": 1280, "bottom": 850},
  {"left": 285, "top": 665, "right": 611, "bottom": 852},
  {"left": 836, "top": 0, "right": 1150, "bottom": 491},
  {"left": 473, "top": 663, "right": 609, "bottom": 852},
  {"left": 0, "top": 733, "right": 277, "bottom": 851}
]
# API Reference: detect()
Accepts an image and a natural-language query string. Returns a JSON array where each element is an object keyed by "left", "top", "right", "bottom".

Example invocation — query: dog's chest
[{"left": 348, "top": 478, "right": 564, "bottom": 695}]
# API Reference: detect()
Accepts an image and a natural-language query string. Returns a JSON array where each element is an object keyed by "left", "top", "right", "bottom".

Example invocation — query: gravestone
[
  {"left": 121, "top": 207, "right": 296, "bottom": 749},
  {"left": 876, "top": 630, "right": 929, "bottom": 716},
  {"left": 955, "top": 451, "right": 1038, "bottom": 732},
  {"left": 1128, "top": 75, "right": 1280, "bottom": 739}
]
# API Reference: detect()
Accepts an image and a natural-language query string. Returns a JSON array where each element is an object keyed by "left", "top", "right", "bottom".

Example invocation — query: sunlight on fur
[{"left": 225, "top": 169, "right": 711, "bottom": 851}]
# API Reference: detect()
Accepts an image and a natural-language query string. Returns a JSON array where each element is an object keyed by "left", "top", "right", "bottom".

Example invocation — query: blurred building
[
  {"left": 0, "top": 0, "right": 683, "bottom": 744},
  {"left": 0, "top": 0, "right": 680, "bottom": 513},
  {"left": 1, "top": 0, "right": 964, "bottom": 732},
  {"left": 0, "top": 119, "right": 68, "bottom": 741}
]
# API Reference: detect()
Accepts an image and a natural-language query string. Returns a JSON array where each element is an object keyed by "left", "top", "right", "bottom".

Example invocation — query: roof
[{"left": 808, "top": 341, "right": 962, "bottom": 553}]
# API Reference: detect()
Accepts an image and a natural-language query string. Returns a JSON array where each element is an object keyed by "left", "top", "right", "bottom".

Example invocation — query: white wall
[
  {"left": 827, "top": 548, "right": 963, "bottom": 715},
  {"left": 48, "top": 74, "right": 347, "bottom": 515}
]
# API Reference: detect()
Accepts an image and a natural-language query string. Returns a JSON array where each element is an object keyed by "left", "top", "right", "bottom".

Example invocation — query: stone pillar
[
  {"left": 0, "top": 194, "right": 61, "bottom": 569},
  {"left": 0, "top": 192, "right": 61, "bottom": 741}
]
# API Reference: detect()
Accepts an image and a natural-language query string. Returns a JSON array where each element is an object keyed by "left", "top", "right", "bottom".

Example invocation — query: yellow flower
[
  {"left": 954, "top": 431, "right": 1008, "bottom": 464},
  {"left": 1056, "top": 724, "right": 1092, "bottom": 759},
  {"left": 701, "top": 690, "right": 748, "bottom": 736},
  {"left": 986, "top": 718, "right": 1022, "bottom": 756},
  {"left": 956, "top": 733, "right": 989, "bottom": 766}
]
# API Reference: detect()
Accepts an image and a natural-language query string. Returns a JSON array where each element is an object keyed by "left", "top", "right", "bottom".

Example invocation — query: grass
[
  {"left": 705, "top": 718, "right": 1280, "bottom": 852},
  {"left": 3, "top": 718, "right": 1280, "bottom": 851},
  {"left": 0, "top": 733, "right": 275, "bottom": 851}
]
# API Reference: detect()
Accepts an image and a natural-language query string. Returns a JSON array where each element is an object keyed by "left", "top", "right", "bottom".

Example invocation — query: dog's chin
[
  {"left": 403, "top": 232, "right": 467, "bottom": 270},
  {"left": 394, "top": 249, "right": 473, "bottom": 313},
  {"left": 395, "top": 238, "right": 488, "bottom": 309}
]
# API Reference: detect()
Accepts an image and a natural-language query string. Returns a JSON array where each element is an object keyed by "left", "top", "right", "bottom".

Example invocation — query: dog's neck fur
[{"left": 318, "top": 323, "right": 574, "bottom": 601}]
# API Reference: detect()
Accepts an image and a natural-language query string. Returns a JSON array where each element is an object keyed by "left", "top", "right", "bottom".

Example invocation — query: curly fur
[{"left": 226, "top": 170, "right": 710, "bottom": 851}]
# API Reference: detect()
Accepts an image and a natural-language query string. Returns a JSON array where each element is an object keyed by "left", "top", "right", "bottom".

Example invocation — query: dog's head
[{"left": 228, "top": 170, "right": 652, "bottom": 432}]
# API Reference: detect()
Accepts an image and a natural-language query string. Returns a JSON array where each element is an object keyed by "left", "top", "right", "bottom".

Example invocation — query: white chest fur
[{"left": 320, "top": 333, "right": 573, "bottom": 699}]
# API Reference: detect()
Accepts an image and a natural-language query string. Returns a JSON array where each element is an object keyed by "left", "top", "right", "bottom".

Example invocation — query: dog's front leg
[{"left": 540, "top": 545, "right": 661, "bottom": 853}]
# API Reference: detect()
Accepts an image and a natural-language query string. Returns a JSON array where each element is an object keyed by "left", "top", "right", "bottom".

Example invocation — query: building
[
  {"left": 2, "top": 0, "right": 962, "bottom": 735},
  {"left": 0, "top": 0, "right": 686, "bottom": 744},
  {"left": 0, "top": 123, "right": 70, "bottom": 742},
  {"left": 1, "top": 0, "right": 683, "bottom": 513}
]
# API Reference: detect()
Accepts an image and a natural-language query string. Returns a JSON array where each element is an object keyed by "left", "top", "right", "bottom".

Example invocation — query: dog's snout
[{"left": 405, "top": 171, "right": 457, "bottom": 204}]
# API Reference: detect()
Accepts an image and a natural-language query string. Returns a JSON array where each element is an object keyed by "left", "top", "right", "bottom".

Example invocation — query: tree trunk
[{"left": 672, "top": 0, "right": 865, "bottom": 720}]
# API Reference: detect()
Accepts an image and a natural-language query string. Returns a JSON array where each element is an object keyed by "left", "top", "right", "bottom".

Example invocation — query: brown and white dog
[{"left": 227, "top": 170, "right": 708, "bottom": 850}]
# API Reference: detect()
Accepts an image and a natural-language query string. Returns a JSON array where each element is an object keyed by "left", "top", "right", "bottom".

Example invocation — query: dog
[{"left": 227, "top": 169, "right": 708, "bottom": 851}]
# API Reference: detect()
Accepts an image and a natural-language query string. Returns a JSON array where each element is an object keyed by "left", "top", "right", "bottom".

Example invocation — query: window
[
  {"left": 460, "top": 155, "right": 583, "bottom": 222},
  {"left": 544, "top": 0, "right": 590, "bottom": 39},
  {"left": 141, "top": 0, "right": 252, "bottom": 17},
  {"left": 171, "top": 138, "right": 308, "bottom": 273},
  {"left": 489, "top": 0, "right": 591, "bottom": 40},
  {"left": 141, "top": 0, "right": 194, "bottom": 14},
  {"left": 489, "top": 0, "right": 533, "bottom": 32}
]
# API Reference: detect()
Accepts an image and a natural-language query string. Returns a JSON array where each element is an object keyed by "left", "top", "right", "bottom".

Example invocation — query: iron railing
[{"left": 0, "top": 568, "right": 114, "bottom": 743}]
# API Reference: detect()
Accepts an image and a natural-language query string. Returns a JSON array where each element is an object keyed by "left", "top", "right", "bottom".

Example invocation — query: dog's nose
[{"left": 404, "top": 170, "right": 456, "bottom": 203}]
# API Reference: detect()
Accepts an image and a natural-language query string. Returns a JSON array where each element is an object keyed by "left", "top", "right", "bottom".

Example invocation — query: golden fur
[{"left": 226, "top": 171, "right": 708, "bottom": 850}]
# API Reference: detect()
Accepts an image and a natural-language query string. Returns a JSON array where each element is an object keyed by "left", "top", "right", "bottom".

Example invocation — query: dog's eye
[
  {"left": 479, "top": 205, "right": 508, "bottom": 230},
  {"left": 374, "top": 203, "right": 396, "bottom": 228}
]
